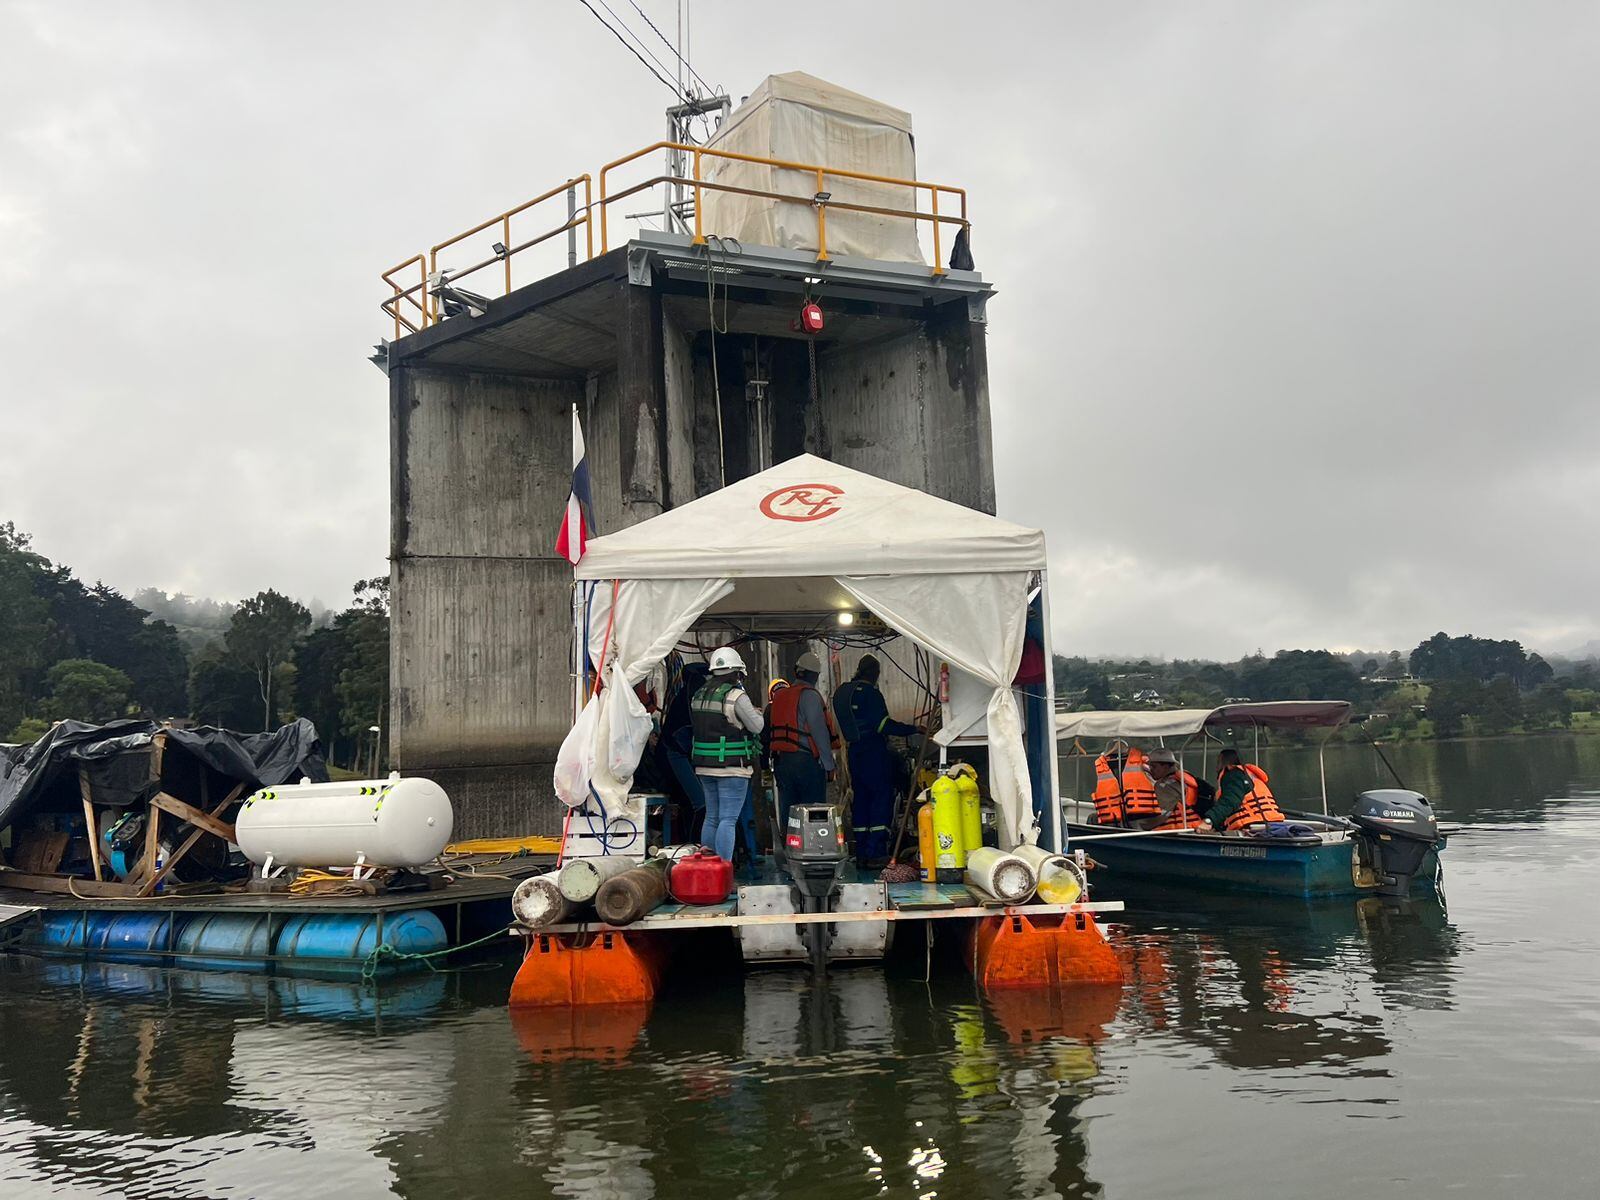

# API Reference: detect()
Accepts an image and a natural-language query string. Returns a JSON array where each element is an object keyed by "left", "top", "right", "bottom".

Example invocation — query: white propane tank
[
  {"left": 556, "top": 855, "right": 637, "bottom": 902},
  {"left": 964, "top": 846, "right": 1037, "bottom": 904},
  {"left": 236, "top": 772, "right": 453, "bottom": 870}
]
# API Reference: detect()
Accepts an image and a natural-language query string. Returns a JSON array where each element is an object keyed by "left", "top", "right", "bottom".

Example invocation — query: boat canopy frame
[{"left": 1055, "top": 701, "right": 1353, "bottom": 816}]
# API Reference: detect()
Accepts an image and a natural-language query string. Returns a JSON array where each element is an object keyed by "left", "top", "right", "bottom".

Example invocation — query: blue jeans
[{"left": 698, "top": 774, "right": 748, "bottom": 862}]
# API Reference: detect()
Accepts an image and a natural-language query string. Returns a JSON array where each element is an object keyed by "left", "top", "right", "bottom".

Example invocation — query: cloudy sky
[{"left": 3, "top": 1, "right": 1596, "bottom": 659}]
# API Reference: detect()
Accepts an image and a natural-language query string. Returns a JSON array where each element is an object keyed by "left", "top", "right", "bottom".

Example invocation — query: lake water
[{"left": 3, "top": 737, "right": 1598, "bottom": 1198}]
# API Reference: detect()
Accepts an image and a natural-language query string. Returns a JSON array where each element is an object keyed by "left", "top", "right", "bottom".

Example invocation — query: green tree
[
  {"left": 189, "top": 643, "right": 262, "bottom": 730},
  {"left": 42, "top": 658, "right": 132, "bottom": 722},
  {"left": 1524, "top": 683, "right": 1571, "bottom": 731},
  {"left": 6, "top": 716, "right": 51, "bottom": 745},
  {"left": 0, "top": 522, "right": 51, "bottom": 732},
  {"left": 224, "top": 590, "right": 311, "bottom": 728},
  {"left": 1240, "top": 649, "right": 1363, "bottom": 702},
  {"left": 1476, "top": 677, "right": 1523, "bottom": 735},
  {"left": 1425, "top": 678, "right": 1479, "bottom": 738}
]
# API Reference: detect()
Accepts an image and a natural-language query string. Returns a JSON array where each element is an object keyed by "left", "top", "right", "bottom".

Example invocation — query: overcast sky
[{"left": 3, "top": 1, "right": 1596, "bottom": 660}]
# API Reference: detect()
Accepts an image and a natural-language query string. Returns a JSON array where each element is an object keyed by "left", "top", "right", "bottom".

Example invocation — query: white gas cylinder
[
  {"left": 964, "top": 846, "right": 1037, "bottom": 904},
  {"left": 236, "top": 772, "right": 453, "bottom": 870}
]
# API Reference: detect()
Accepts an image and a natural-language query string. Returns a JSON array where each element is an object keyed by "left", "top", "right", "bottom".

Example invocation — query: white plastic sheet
[
  {"left": 554, "top": 577, "right": 735, "bottom": 808},
  {"left": 837, "top": 571, "right": 1037, "bottom": 847},
  {"left": 701, "top": 72, "right": 923, "bottom": 264}
]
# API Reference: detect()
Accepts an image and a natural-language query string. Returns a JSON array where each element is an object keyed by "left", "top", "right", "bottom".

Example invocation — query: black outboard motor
[{"left": 1350, "top": 789, "right": 1440, "bottom": 899}]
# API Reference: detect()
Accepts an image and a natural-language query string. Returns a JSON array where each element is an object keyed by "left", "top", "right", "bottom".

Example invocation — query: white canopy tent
[{"left": 554, "top": 454, "right": 1057, "bottom": 850}]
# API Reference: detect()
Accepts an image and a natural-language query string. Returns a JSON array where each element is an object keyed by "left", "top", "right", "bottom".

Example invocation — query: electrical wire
[
  {"left": 575, "top": 0, "right": 683, "bottom": 99},
  {"left": 628, "top": 0, "right": 715, "bottom": 98},
  {"left": 593, "top": 0, "right": 690, "bottom": 99}
]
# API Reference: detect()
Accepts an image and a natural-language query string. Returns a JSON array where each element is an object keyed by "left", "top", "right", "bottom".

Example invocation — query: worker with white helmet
[{"left": 689, "top": 646, "right": 765, "bottom": 863}]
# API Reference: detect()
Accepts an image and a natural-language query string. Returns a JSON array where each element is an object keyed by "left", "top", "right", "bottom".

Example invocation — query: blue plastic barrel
[
  {"left": 86, "top": 913, "right": 175, "bottom": 964},
  {"left": 30, "top": 911, "right": 94, "bottom": 953},
  {"left": 273, "top": 911, "right": 448, "bottom": 978},
  {"left": 173, "top": 913, "right": 274, "bottom": 973}
]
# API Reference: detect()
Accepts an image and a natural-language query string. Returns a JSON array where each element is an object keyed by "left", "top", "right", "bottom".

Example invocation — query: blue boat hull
[{"left": 1066, "top": 822, "right": 1442, "bottom": 899}]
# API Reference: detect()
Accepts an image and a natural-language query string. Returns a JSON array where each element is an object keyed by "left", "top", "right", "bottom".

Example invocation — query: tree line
[
  {"left": 0, "top": 522, "right": 386, "bottom": 769},
  {"left": 1055, "top": 632, "right": 1596, "bottom": 740}
]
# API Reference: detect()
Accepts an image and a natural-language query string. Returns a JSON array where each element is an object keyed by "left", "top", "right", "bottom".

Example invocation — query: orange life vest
[
  {"left": 1218, "top": 763, "right": 1285, "bottom": 831},
  {"left": 1120, "top": 749, "right": 1160, "bottom": 821},
  {"left": 1154, "top": 770, "right": 1202, "bottom": 831},
  {"left": 767, "top": 682, "right": 838, "bottom": 759},
  {"left": 1092, "top": 755, "right": 1125, "bottom": 824}
]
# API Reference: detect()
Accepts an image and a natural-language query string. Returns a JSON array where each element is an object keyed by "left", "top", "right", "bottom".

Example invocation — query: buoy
[
  {"left": 594, "top": 859, "right": 670, "bottom": 925},
  {"left": 965, "top": 846, "right": 1036, "bottom": 903}
]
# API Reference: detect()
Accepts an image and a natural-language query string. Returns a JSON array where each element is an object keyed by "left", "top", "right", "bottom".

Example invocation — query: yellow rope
[{"left": 443, "top": 836, "right": 562, "bottom": 856}]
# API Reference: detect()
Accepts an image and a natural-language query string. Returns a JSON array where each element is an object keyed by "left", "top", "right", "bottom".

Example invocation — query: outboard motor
[
  {"left": 1349, "top": 789, "right": 1440, "bottom": 899},
  {"left": 784, "top": 804, "right": 848, "bottom": 972}
]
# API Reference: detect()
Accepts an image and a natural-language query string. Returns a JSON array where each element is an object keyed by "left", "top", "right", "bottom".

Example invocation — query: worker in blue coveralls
[{"left": 832, "top": 654, "right": 924, "bottom": 868}]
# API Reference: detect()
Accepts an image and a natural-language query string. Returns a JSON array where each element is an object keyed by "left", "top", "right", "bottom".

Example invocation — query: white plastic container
[
  {"left": 236, "top": 772, "right": 453, "bottom": 871},
  {"left": 964, "top": 846, "right": 1036, "bottom": 904}
]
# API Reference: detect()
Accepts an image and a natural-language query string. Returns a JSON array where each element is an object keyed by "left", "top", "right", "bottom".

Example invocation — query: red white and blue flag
[{"left": 555, "top": 406, "right": 594, "bottom": 566}]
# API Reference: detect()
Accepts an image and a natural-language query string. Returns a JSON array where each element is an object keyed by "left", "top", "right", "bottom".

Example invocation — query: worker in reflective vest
[
  {"left": 1146, "top": 748, "right": 1214, "bottom": 831},
  {"left": 690, "top": 647, "right": 765, "bottom": 862},
  {"left": 1202, "top": 749, "right": 1286, "bottom": 832},
  {"left": 766, "top": 651, "right": 839, "bottom": 840},
  {"left": 832, "top": 654, "right": 922, "bottom": 867}
]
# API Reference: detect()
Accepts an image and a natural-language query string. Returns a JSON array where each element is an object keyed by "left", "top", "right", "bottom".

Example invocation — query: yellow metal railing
[
  {"left": 381, "top": 147, "right": 967, "bottom": 338},
  {"left": 381, "top": 177, "right": 593, "bottom": 340},
  {"left": 598, "top": 141, "right": 967, "bottom": 273}
]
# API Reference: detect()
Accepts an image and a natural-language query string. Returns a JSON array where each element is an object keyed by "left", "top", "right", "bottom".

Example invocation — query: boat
[{"left": 1057, "top": 702, "right": 1445, "bottom": 899}]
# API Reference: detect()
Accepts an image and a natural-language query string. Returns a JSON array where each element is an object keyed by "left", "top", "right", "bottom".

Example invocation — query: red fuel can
[{"left": 670, "top": 850, "right": 734, "bottom": 905}]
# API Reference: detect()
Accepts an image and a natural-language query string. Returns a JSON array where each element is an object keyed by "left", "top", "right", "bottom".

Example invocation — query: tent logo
[{"left": 760, "top": 484, "right": 843, "bottom": 522}]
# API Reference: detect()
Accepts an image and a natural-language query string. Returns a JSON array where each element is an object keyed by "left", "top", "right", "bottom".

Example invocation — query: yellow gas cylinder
[
  {"left": 952, "top": 764, "right": 983, "bottom": 856},
  {"left": 916, "top": 797, "right": 937, "bottom": 883},
  {"left": 931, "top": 774, "right": 966, "bottom": 882}
]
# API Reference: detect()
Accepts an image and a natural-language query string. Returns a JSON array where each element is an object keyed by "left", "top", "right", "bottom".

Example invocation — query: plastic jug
[{"left": 670, "top": 849, "right": 734, "bottom": 905}]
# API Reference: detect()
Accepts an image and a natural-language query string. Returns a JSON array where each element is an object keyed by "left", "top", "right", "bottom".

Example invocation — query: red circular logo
[{"left": 759, "top": 483, "right": 843, "bottom": 522}]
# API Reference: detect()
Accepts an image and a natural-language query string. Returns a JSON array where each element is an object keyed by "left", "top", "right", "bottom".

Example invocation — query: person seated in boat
[
  {"left": 1146, "top": 748, "right": 1214, "bottom": 831},
  {"left": 1092, "top": 746, "right": 1161, "bottom": 827},
  {"left": 1198, "top": 749, "right": 1286, "bottom": 833}
]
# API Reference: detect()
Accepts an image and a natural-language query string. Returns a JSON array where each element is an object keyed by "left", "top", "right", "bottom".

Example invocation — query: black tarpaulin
[{"left": 0, "top": 718, "right": 327, "bottom": 834}]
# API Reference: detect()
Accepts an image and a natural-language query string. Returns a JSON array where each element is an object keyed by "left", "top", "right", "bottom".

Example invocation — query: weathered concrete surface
[{"left": 387, "top": 250, "right": 996, "bottom": 838}]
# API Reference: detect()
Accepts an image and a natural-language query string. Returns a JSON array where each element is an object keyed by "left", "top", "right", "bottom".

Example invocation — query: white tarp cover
[
  {"left": 1055, "top": 700, "right": 1353, "bottom": 744},
  {"left": 574, "top": 455, "right": 1044, "bottom": 582},
  {"left": 700, "top": 71, "right": 924, "bottom": 264},
  {"left": 560, "top": 455, "right": 1047, "bottom": 848}
]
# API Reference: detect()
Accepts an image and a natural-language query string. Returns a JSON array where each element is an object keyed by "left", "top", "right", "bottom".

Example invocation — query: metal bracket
[
  {"left": 627, "top": 244, "right": 654, "bottom": 287},
  {"left": 967, "top": 292, "right": 989, "bottom": 324}
]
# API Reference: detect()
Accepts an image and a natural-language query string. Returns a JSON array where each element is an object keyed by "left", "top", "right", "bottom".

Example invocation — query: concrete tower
[{"left": 379, "top": 74, "right": 998, "bottom": 836}]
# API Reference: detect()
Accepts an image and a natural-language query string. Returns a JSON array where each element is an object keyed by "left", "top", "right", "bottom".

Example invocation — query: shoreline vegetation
[{"left": 6, "top": 522, "right": 1599, "bottom": 761}]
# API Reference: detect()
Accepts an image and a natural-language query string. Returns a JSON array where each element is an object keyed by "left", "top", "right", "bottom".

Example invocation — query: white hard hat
[
  {"left": 795, "top": 651, "right": 822, "bottom": 674},
  {"left": 709, "top": 646, "right": 746, "bottom": 674}
]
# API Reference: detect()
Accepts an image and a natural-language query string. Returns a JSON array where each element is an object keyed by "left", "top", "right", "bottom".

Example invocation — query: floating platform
[
  {"left": 0, "top": 855, "right": 547, "bottom": 979},
  {"left": 509, "top": 874, "right": 1125, "bottom": 1007}
]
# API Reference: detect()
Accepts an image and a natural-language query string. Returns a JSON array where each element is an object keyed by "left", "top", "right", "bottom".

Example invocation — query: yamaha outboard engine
[{"left": 1350, "top": 789, "right": 1440, "bottom": 899}]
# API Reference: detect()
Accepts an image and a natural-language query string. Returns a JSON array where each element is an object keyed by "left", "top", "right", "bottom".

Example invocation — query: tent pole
[{"left": 1038, "top": 569, "right": 1063, "bottom": 852}]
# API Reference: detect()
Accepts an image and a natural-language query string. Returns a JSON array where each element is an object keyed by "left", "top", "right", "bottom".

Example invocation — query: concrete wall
[
  {"left": 389, "top": 277, "right": 994, "bottom": 838},
  {"left": 389, "top": 367, "right": 579, "bottom": 837}
]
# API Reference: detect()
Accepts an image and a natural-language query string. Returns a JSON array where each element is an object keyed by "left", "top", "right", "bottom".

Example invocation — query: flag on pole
[{"left": 555, "top": 405, "right": 594, "bottom": 566}]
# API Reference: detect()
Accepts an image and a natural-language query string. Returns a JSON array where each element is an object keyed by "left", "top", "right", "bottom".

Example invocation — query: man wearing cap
[
  {"left": 766, "top": 651, "right": 839, "bottom": 838},
  {"left": 1146, "top": 748, "right": 1215, "bottom": 831}
]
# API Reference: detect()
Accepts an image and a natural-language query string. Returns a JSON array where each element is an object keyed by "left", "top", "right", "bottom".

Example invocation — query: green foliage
[
  {"left": 42, "top": 658, "right": 133, "bottom": 722},
  {"left": 188, "top": 643, "right": 262, "bottom": 730},
  {"left": 1524, "top": 684, "right": 1572, "bottom": 731},
  {"left": 1424, "top": 678, "right": 1477, "bottom": 738},
  {"left": 225, "top": 589, "right": 312, "bottom": 729},
  {"left": 0, "top": 522, "right": 51, "bottom": 732},
  {"left": 6, "top": 716, "right": 51, "bottom": 745},
  {"left": 1410, "top": 632, "right": 1550, "bottom": 689},
  {"left": 291, "top": 578, "right": 390, "bottom": 770},
  {"left": 1240, "top": 649, "right": 1364, "bottom": 702},
  {"left": 1475, "top": 677, "right": 1523, "bottom": 735}
]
